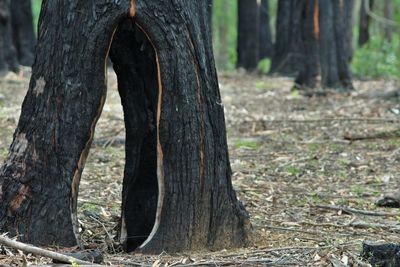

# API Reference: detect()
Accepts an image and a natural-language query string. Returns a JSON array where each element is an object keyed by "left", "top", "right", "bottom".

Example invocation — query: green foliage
[
  {"left": 352, "top": 35, "right": 400, "bottom": 79},
  {"left": 32, "top": 0, "right": 42, "bottom": 33},
  {"left": 257, "top": 59, "right": 271, "bottom": 74},
  {"left": 234, "top": 139, "right": 260, "bottom": 150}
]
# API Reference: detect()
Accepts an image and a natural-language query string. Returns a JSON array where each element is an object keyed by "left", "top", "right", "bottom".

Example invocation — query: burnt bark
[
  {"left": 359, "top": 0, "right": 373, "bottom": 47},
  {"left": 259, "top": 0, "right": 273, "bottom": 60},
  {"left": 0, "top": 0, "right": 18, "bottom": 73},
  {"left": 237, "top": 0, "right": 259, "bottom": 70},
  {"left": 270, "top": 0, "right": 303, "bottom": 75},
  {"left": 0, "top": 0, "right": 250, "bottom": 253},
  {"left": 10, "top": 0, "right": 36, "bottom": 66},
  {"left": 318, "top": 0, "right": 353, "bottom": 90}
]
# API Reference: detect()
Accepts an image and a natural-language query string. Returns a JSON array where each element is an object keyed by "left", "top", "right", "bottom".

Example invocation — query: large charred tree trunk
[
  {"left": 0, "top": 0, "right": 250, "bottom": 254},
  {"left": 270, "top": 0, "right": 303, "bottom": 75},
  {"left": 259, "top": 0, "right": 273, "bottom": 60},
  {"left": 237, "top": 0, "right": 259, "bottom": 71},
  {"left": 0, "top": 0, "right": 18, "bottom": 73},
  {"left": 359, "top": 0, "right": 373, "bottom": 47},
  {"left": 318, "top": 0, "right": 353, "bottom": 90},
  {"left": 10, "top": 0, "right": 36, "bottom": 66}
]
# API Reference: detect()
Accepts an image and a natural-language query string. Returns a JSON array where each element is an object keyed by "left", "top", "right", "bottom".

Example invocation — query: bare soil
[{"left": 0, "top": 69, "right": 400, "bottom": 266}]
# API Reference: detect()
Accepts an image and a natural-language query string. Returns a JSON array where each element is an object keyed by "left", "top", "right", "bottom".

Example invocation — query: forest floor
[{"left": 0, "top": 69, "right": 400, "bottom": 266}]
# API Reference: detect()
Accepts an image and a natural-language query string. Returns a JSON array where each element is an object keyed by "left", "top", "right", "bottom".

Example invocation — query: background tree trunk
[
  {"left": 259, "top": 0, "right": 273, "bottom": 60},
  {"left": 343, "top": 0, "right": 355, "bottom": 61},
  {"left": 0, "top": 0, "right": 18, "bottom": 73},
  {"left": 318, "top": 0, "right": 353, "bottom": 90},
  {"left": 295, "top": 0, "right": 319, "bottom": 89},
  {"left": 383, "top": 0, "right": 393, "bottom": 42},
  {"left": 0, "top": 0, "right": 250, "bottom": 253},
  {"left": 270, "top": 0, "right": 303, "bottom": 75},
  {"left": 359, "top": 0, "right": 373, "bottom": 47},
  {"left": 10, "top": 0, "right": 36, "bottom": 66},
  {"left": 237, "top": 0, "right": 259, "bottom": 70}
]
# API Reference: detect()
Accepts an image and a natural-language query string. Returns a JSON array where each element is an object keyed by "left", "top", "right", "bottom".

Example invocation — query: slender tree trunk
[
  {"left": 343, "top": 0, "right": 355, "bottom": 61},
  {"left": 359, "top": 0, "right": 373, "bottom": 46},
  {"left": 295, "top": 0, "right": 319, "bottom": 89},
  {"left": 0, "top": 0, "right": 18, "bottom": 73},
  {"left": 0, "top": 0, "right": 250, "bottom": 253},
  {"left": 383, "top": 0, "right": 393, "bottom": 42},
  {"left": 237, "top": 0, "right": 259, "bottom": 70},
  {"left": 10, "top": 0, "right": 36, "bottom": 66},
  {"left": 318, "top": 0, "right": 353, "bottom": 90},
  {"left": 270, "top": 0, "right": 303, "bottom": 75},
  {"left": 259, "top": 0, "right": 273, "bottom": 60}
]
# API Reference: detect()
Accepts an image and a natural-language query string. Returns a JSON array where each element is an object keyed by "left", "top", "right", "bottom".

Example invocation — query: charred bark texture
[
  {"left": 259, "top": 0, "right": 273, "bottom": 60},
  {"left": 0, "top": 0, "right": 18, "bottom": 73},
  {"left": 270, "top": 0, "right": 303, "bottom": 75},
  {"left": 318, "top": 0, "right": 353, "bottom": 90},
  {"left": 10, "top": 0, "right": 36, "bottom": 66},
  {"left": 359, "top": 0, "right": 373, "bottom": 47},
  {"left": 237, "top": 0, "right": 259, "bottom": 71},
  {"left": 0, "top": 0, "right": 250, "bottom": 253}
]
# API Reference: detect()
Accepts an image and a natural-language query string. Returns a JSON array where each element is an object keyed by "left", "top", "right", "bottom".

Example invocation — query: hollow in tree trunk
[
  {"left": 10, "top": 0, "right": 36, "bottom": 66},
  {"left": 0, "top": 0, "right": 18, "bottom": 73},
  {"left": 237, "top": 0, "right": 259, "bottom": 71},
  {"left": 0, "top": 0, "right": 250, "bottom": 253},
  {"left": 259, "top": 0, "right": 273, "bottom": 60}
]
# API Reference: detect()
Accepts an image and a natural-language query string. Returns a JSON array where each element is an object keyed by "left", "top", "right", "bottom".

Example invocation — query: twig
[
  {"left": 250, "top": 118, "right": 400, "bottom": 124},
  {"left": 0, "top": 235, "right": 97, "bottom": 265},
  {"left": 275, "top": 156, "right": 317, "bottom": 172},
  {"left": 312, "top": 204, "right": 400, "bottom": 217}
]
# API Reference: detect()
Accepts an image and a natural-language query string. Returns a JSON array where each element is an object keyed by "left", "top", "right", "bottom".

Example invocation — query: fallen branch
[
  {"left": 312, "top": 204, "right": 400, "bottom": 217},
  {"left": 344, "top": 129, "right": 400, "bottom": 141},
  {"left": 0, "top": 235, "right": 97, "bottom": 265}
]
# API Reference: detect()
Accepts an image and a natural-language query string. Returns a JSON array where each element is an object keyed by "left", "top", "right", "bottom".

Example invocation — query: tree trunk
[
  {"left": 237, "top": 0, "right": 259, "bottom": 71},
  {"left": 359, "top": 0, "right": 373, "bottom": 47},
  {"left": 318, "top": 0, "right": 353, "bottom": 90},
  {"left": 295, "top": 0, "right": 319, "bottom": 89},
  {"left": 270, "top": 0, "right": 303, "bottom": 75},
  {"left": 383, "top": 0, "right": 393, "bottom": 42},
  {"left": 0, "top": 0, "right": 18, "bottom": 73},
  {"left": 0, "top": 0, "right": 250, "bottom": 254},
  {"left": 10, "top": 0, "right": 36, "bottom": 66},
  {"left": 343, "top": 0, "right": 355, "bottom": 61},
  {"left": 259, "top": 0, "right": 273, "bottom": 60}
]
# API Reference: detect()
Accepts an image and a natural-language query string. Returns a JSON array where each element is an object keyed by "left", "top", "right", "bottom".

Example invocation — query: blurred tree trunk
[
  {"left": 343, "top": 0, "right": 355, "bottom": 61},
  {"left": 259, "top": 0, "right": 273, "bottom": 60},
  {"left": 0, "top": 0, "right": 250, "bottom": 254},
  {"left": 270, "top": 0, "right": 303, "bottom": 75},
  {"left": 0, "top": 0, "right": 18, "bottom": 73},
  {"left": 359, "top": 0, "right": 373, "bottom": 46},
  {"left": 10, "top": 0, "right": 36, "bottom": 66},
  {"left": 237, "top": 0, "right": 259, "bottom": 70},
  {"left": 318, "top": 0, "right": 353, "bottom": 90},
  {"left": 383, "top": 0, "right": 393, "bottom": 42},
  {"left": 295, "top": 0, "right": 319, "bottom": 89}
]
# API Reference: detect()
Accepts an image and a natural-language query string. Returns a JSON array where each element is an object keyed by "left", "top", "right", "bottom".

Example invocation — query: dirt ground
[{"left": 1, "top": 69, "right": 400, "bottom": 266}]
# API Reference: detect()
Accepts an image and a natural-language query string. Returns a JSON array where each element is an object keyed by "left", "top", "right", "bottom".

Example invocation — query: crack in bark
[
  {"left": 130, "top": 0, "right": 136, "bottom": 17},
  {"left": 135, "top": 23, "right": 165, "bottom": 250}
]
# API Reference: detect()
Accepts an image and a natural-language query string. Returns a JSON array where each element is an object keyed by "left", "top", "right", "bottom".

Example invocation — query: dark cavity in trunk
[{"left": 109, "top": 18, "right": 159, "bottom": 252}]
